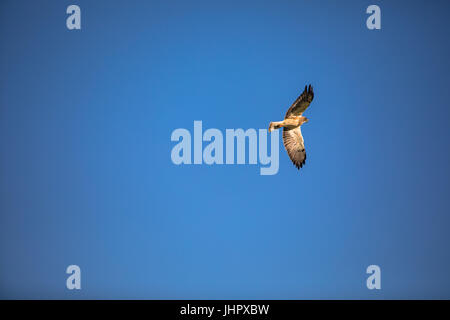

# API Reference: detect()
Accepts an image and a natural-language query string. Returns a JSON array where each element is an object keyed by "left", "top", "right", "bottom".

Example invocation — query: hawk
[{"left": 268, "top": 85, "right": 314, "bottom": 170}]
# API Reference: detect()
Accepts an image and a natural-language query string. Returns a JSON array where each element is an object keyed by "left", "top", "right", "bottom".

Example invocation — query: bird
[{"left": 268, "top": 85, "right": 314, "bottom": 170}]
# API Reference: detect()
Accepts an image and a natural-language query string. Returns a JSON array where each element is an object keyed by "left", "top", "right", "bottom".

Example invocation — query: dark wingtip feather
[{"left": 293, "top": 158, "right": 306, "bottom": 170}]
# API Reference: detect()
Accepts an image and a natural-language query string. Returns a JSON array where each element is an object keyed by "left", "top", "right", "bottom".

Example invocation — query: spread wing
[
  {"left": 284, "top": 85, "right": 314, "bottom": 119},
  {"left": 282, "top": 127, "right": 306, "bottom": 169}
]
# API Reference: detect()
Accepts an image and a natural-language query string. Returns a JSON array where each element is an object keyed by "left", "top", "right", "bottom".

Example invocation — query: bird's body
[{"left": 268, "top": 85, "right": 314, "bottom": 170}]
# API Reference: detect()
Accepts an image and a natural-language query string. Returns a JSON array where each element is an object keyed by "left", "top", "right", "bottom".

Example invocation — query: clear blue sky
[{"left": 1, "top": 0, "right": 450, "bottom": 299}]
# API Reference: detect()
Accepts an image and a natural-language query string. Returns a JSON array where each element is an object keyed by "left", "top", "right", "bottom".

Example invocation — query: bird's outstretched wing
[
  {"left": 284, "top": 85, "right": 314, "bottom": 119},
  {"left": 282, "top": 127, "right": 306, "bottom": 169}
]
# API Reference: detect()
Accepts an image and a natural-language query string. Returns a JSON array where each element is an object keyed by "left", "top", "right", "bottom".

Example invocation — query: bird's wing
[
  {"left": 284, "top": 85, "right": 314, "bottom": 119},
  {"left": 282, "top": 127, "right": 306, "bottom": 169}
]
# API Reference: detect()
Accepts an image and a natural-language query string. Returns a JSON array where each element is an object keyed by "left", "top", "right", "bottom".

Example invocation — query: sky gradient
[{"left": 1, "top": 0, "right": 450, "bottom": 299}]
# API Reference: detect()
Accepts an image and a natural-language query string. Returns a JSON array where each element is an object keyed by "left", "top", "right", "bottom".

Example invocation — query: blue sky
[{"left": 1, "top": 0, "right": 450, "bottom": 299}]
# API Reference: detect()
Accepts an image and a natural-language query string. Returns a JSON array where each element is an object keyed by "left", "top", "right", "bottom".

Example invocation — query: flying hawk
[{"left": 268, "top": 85, "right": 314, "bottom": 170}]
